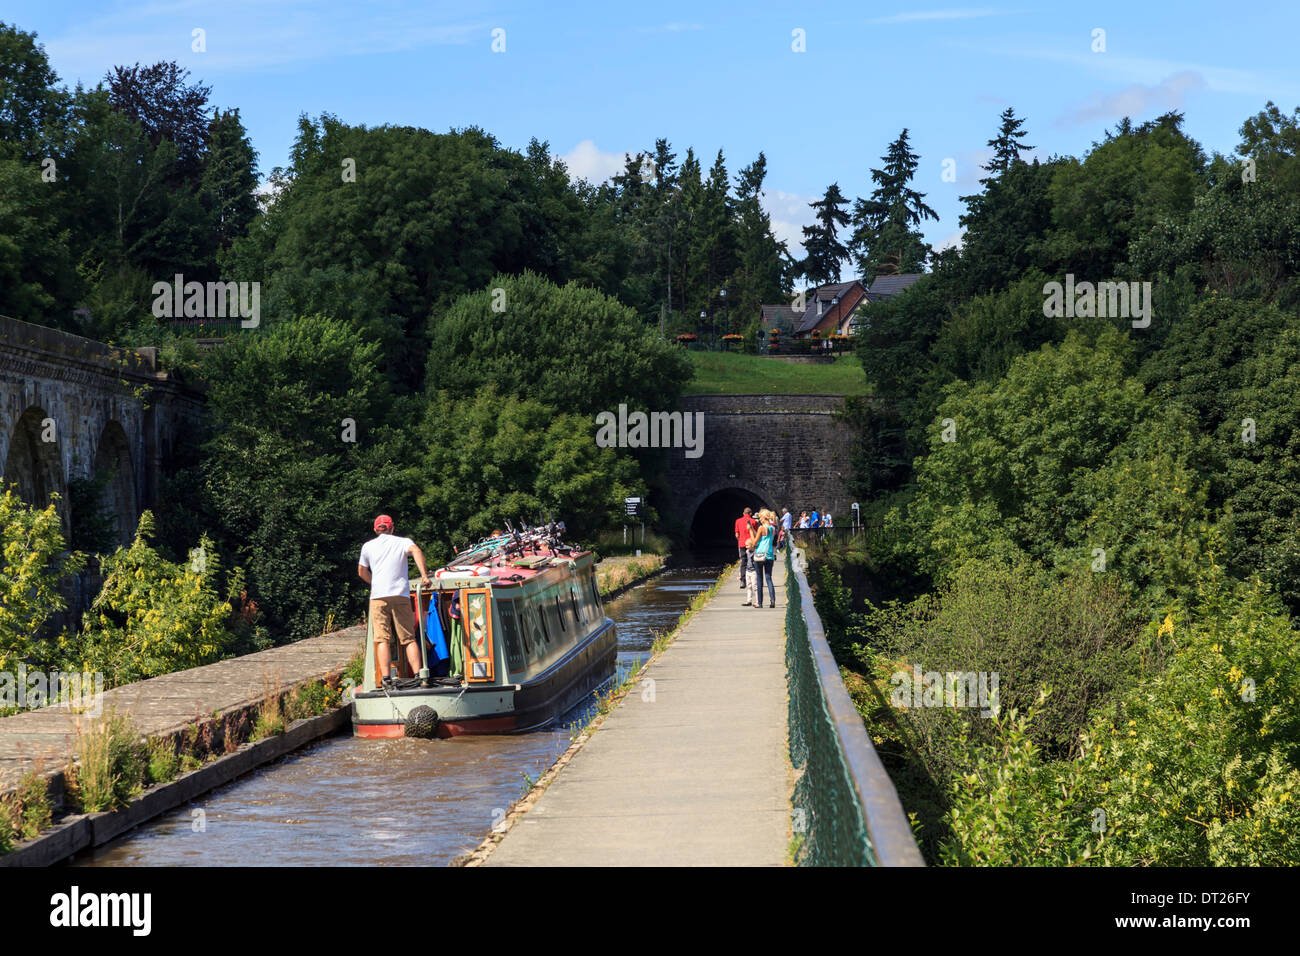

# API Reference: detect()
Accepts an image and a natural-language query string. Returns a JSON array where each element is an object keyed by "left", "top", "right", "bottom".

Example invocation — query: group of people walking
[{"left": 733, "top": 506, "right": 790, "bottom": 608}]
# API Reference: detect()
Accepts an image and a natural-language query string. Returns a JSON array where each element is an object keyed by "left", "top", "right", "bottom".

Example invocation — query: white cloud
[
  {"left": 560, "top": 140, "right": 643, "bottom": 185},
  {"left": 1054, "top": 71, "right": 1207, "bottom": 127},
  {"left": 931, "top": 228, "right": 966, "bottom": 253},
  {"left": 763, "top": 188, "right": 819, "bottom": 261}
]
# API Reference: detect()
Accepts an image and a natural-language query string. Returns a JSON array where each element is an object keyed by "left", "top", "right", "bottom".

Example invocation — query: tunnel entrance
[{"left": 689, "top": 487, "right": 768, "bottom": 553}]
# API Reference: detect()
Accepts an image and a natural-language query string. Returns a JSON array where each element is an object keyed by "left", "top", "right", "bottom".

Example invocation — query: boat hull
[{"left": 351, "top": 619, "right": 617, "bottom": 738}]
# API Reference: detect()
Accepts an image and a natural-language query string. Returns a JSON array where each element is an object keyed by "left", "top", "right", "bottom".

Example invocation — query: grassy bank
[
  {"left": 595, "top": 553, "right": 667, "bottom": 597},
  {"left": 684, "top": 352, "right": 868, "bottom": 395}
]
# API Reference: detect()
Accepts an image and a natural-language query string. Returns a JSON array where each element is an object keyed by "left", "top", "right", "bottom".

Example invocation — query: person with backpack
[{"left": 750, "top": 509, "right": 778, "bottom": 608}]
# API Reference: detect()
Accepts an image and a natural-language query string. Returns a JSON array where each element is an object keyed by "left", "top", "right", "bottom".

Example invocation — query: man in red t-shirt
[{"left": 734, "top": 507, "right": 757, "bottom": 589}]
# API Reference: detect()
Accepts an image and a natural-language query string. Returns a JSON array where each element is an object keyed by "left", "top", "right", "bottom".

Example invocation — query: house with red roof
[{"left": 761, "top": 274, "right": 924, "bottom": 340}]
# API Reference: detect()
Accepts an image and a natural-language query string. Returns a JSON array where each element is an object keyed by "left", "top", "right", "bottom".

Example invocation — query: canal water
[{"left": 71, "top": 560, "right": 723, "bottom": 867}]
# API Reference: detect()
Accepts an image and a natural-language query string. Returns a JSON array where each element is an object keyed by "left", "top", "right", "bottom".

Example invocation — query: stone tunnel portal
[{"left": 689, "top": 486, "right": 769, "bottom": 553}]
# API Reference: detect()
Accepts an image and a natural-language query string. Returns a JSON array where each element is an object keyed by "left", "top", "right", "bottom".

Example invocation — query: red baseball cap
[{"left": 373, "top": 514, "right": 394, "bottom": 532}]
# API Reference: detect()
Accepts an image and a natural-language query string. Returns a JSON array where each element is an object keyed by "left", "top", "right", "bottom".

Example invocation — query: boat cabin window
[
  {"left": 498, "top": 600, "right": 526, "bottom": 672},
  {"left": 553, "top": 595, "right": 566, "bottom": 632},
  {"left": 542, "top": 595, "right": 563, "bottom": 644},
  {"left": 570, "top": 587, "right": 583, "bottom": 625},
  {"left": 533, "top": 604, "right": 552, "bottom": 647}
]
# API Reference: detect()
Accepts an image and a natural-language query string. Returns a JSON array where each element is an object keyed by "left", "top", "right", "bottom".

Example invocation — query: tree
[
  {"left": 200, "top": 107, "right": 259, "bottom": 251},
  {"left": 1130, "top": 173, "right": 1300, "bottom": 303},
  {"left": 195, "top": 315, "right": 416, "bottom": 641},
  {"left": 414, "top": 391, "right": 644, "bottom": 557},
  {"left": 105, "top": 61, "right": 212, "bottom": 180},
  {"left": 0, "top": 21, "right": 68, "bottom": 161},
  {"left": 906, "top": 329, "right": 1218, "bottom": 610},
  {"left": 954, "top": 157, "right": 1058, "bottom": 296},
  {"left": 982, "top": 107, "right": 1035, "bottom": 177},
  {"left": 425, "top": 271, "right": 691, "bottom": 416},
  {"left": 223, "top": 118, "right": 589, "bottom": 389},
  {"left": 1236, "top": 100, "right": 1300, "bottom": 196},
  {"left": 68, "top": 512, "right": 236, "bottom": 684},
  {"left": 0, "top": 155, "right": 80, "bottom": 324},
  {"left": 850, "top": 129, "right": 937, "bottom": 280},
  {"left": 801, "top": 182, "right": 851, "bottom": 288},
  {"left": 694, "top": 149, "right": 738, "bottom": 315},
  {"left": 1039, "top": 111, "right": 1205, "bottom": 279},
  {"left": 728, "top": 152, "right": 790, "bottom": 332}
]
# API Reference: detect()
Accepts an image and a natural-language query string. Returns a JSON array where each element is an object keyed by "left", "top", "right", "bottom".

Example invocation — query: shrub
[
  {"left": 145, "top": 735, "right": 180, "bottom": 785},
  {"left": 0, "top": 771, "right": 54, "bottom": 853},
  {"left": 0, "top": 793, "right": 18, "bottom": 854},
  {"left": 0, "top": 490, "right": 84, "bottom": 672},
  {"left": 939, "top": 695, "right": 1095, "bottom": 866},
  {"left": 16, "top": 771, "right": 52, "bottom": 838},
  {"left": 342, "top": 653, "right": 364, "bottom": 692},
  {"left": 937, "top": 581, "right": 1300, "bottom": 866},
  {"left": 70, "top": 713, "right": 147, "bottom": 812},
  {"left": 858, "top": 558, "right": 1139, "bottom": 777},
  {"left": 68, "top": 512, "right": 235, "bottom": 685},
  {"left": 1077, "top": 582, "right": 1300, "bottom": 865},
  {"left": 285, "top": 680, "right": 333, "bottom": 720}
]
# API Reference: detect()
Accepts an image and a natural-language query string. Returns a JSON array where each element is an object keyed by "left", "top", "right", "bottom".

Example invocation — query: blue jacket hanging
[{"left": 426, "top": 597, "right": 450, "bottom": 664}]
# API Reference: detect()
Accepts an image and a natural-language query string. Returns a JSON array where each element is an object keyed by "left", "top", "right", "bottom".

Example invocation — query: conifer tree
[
  {"left": 802, "top": 182, "right": 851, "bottom": 289},
  {"left": 982, "top": 106, "right": 1034, "bottom": 178},
  {"left": 850, "top": 128, "right": 937, "bottom": 280}
]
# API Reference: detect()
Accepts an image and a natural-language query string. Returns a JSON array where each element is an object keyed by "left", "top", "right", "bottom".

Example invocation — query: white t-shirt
[{"left": 359, "top": 534, "right": 415, "bottom": 599}]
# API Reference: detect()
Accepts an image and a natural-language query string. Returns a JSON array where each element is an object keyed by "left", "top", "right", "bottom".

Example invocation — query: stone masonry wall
[
  {"left": 663, "top": 394, "right": 857, "bottom": 528},
  {"left": 0, "top": 315, "right": 204, "bottom": 537}
]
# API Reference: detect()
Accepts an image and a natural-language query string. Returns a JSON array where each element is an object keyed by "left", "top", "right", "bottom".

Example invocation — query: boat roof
[{"left": 416, "top": 547, "right": 595, "bottom": 592}]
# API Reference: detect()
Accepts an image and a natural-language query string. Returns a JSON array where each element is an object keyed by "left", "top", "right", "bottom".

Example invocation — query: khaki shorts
[{"left": 370, "top": 596, "right": 416, "bottom": 646}]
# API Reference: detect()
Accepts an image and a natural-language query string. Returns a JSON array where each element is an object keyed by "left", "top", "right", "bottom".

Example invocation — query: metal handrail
[{"left": 788, "top": 546, "right": 925, "bottom": 867}]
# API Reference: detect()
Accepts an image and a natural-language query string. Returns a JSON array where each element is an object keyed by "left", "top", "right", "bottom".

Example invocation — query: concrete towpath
[
  {"left": 486, "top": 559, "right": 792, "bottom": 866},
  {"left": 0, "top": 627, "right": 364, "bottom": 796}
]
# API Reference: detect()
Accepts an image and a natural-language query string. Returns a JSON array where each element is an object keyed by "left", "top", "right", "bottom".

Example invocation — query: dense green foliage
[
  {"left": 63, "top": 513, "right": 241, "bottom": 684},
  {"left": 415, "top": 390, "right": 644, "bottom": 557},
  {"left": 425, "top": 272, "right": 689, "bottom": 415},
  {"left": 0, "top": 491, "right": 83, "bottom": 672},
  {"left": 189, "top": 315, "right": 414, "bottom": 641},
  {"left": 823, "top": 102, "right": 1300, "bottom": 866}
]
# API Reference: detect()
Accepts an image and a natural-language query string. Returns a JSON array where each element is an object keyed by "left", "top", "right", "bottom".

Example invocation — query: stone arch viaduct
[
  {"left": 0, "top": 316, "right": 204, "bottom": 544},
  {"left": 662, "top": 394, "right": 858, "bottom": 547}
]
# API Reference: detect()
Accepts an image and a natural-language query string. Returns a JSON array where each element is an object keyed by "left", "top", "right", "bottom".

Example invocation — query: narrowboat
[{"left": 351, "top": 522, "right": 617, "bottom": 738}]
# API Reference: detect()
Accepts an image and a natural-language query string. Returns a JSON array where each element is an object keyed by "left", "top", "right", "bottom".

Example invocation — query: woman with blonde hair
[{"left": 750, "top": 509, "right": 778, "bottom": 608}]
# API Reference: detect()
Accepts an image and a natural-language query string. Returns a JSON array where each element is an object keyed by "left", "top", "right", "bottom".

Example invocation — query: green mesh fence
[{"left": 785, "top": 547, "right": 877, "bottom": 866}]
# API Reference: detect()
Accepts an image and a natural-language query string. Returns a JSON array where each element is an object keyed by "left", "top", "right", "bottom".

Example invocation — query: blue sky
[{"left": 9, "top": 0, "right": 1300, "bottom": 267}]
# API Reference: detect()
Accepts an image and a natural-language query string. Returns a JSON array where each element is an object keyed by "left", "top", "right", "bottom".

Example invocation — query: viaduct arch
[{"left": 0, "top": 316, "right": 203, "bottom": 543}]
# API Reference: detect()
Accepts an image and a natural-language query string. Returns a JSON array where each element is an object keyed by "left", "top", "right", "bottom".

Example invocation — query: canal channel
[{"left": 70, "top": 560, "right": 724, "bottom": 866}]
